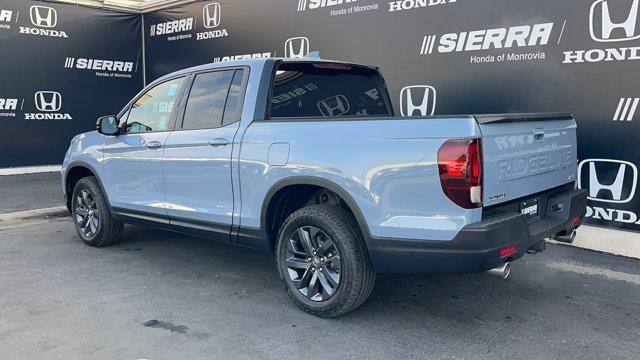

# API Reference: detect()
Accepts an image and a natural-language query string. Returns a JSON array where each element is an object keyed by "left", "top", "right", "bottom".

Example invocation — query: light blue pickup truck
[{"left": 62, "top": 56, "right": 586, "bottom": 317}]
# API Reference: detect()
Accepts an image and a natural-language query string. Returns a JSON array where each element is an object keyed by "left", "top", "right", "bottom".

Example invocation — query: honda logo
[
  {"left": 202, "top": 2, "right": 221, "bottom": 29},
  {"left": 317, "top": 95, "right": 350, "bottom": 116},
  {"left": 399, "top": 85, "right": 437, "bottom": 116},
  {"left": 578, "top": 159, "right": 638, "bottom": 203},
  {"left": 590, "top": 0, "right": 640, "bottom": 42},
  {"left": 30, "top": 6, "right": 57, "bottom": 28},
  {"left": 34, "top": 91, "right": 62, "bottom": 112},
  {"left": 284, "top": 36, "right": 310, "bottom": 59}
]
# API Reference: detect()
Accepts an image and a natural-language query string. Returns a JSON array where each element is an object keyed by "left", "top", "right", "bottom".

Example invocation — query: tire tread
[
  {"left": 72, "top": 176, "right": 123, "bottom": 247},
  {"left": 276, "top": 204, "right": 375, "bottom": 317}
]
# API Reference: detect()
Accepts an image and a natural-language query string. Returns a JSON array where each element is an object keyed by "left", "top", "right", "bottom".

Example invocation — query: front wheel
[
  {"left": 71, "top": 176, "right": 123, "bottom": 247},
  {"left": 276, "top": 205, "right": 376, "bottom": 317}
]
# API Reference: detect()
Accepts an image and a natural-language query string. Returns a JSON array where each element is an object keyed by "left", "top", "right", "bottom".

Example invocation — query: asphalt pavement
[
  {"left": 0, "top": 172, "right": 62, "bottom": 214},
  {"left": 0, "top": 215, "right": 638, "bottom": 359}
]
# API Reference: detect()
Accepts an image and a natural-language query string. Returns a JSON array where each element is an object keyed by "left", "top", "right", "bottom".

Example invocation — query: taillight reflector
[
  {"left": 438, "top": 139, "right": 482, "bottom": 209},
  {"left": 500, "top": 246, "right": 517, "bottom": 257}
]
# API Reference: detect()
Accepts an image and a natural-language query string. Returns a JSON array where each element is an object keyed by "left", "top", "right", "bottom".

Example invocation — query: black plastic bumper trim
[{"left": 368, "top": 188, "right": 587, "bottom": 274}]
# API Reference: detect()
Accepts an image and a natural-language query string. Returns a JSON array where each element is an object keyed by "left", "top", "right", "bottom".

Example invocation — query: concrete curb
[
  {"left": 0, "top": 206, "right": 68, "bottom": 229},
  {"left": 0, "top": 165, "right": 61, "bottom": 176},
  {"left": 554, "top": 225, "right": 640, "bottom": 260}
]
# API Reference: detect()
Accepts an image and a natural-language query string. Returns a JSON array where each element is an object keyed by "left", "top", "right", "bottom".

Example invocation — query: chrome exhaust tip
[{"left": 487, "top": 262, "right": 511, "bottom": 279}]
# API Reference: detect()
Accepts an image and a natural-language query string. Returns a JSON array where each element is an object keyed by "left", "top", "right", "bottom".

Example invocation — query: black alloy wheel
[
  {"left": 71, "top": 176, "right": 123, "bottom": 247},
  {"left": 284, "top": 225, "right": 342, "bottom": 301},
  {"left": 276, "top": 205, "right": 376, "bottom": 317}
]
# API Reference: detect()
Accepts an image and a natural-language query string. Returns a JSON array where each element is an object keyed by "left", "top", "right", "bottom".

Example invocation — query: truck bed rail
[{"left": 474, "top": 112, "right": 574, "bottom": 124}]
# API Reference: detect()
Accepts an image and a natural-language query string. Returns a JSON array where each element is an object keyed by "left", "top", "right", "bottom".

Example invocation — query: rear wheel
[
  {"left": 71, "top": 176, "right": 123, "bottom": 247},
  {"left": 276, "top": 205, "right": 375, "bottom": 317}
]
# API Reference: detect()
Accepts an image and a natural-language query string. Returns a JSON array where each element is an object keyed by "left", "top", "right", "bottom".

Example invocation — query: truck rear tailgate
[{"left": 476, "top": 113, "right": 577, "bottom": 207}]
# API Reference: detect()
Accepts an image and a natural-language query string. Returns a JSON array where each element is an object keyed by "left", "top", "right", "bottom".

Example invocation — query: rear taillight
[{"left": 438, "top": 139, "right": 482, "bottom": 209}]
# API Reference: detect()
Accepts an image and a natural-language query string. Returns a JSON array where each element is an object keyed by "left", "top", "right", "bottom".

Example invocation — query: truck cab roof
[{"left": 152, "top": 56, "right": 376, "bottom": 85}]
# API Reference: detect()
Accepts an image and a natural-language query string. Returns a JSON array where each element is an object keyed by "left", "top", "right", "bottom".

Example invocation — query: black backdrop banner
[
  {"left": 2, "top": 0, "right": 640, "bottom": 232},
  {"left": 143, "top": 0, "right": 640, "bottom": 231},
  {"left": 0, "top": 0, "right": 143, "bottom": 167}
]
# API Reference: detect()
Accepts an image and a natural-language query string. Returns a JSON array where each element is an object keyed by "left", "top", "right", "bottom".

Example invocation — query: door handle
[
  {"left": 145, "top": 141, "right": 162, "bottom": 150},
  {"left": 208, "top": 138, "right": 230, "bottom": 147}
]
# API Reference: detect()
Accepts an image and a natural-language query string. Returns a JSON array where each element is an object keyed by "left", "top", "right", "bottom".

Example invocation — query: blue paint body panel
[
  {"left": 238, "top": 118, "right": 483, "bottom": 241},
  {"left": 479, "top": 119, "right": 577, "bottom": 206},
  {"left": 102, "top": 132, "right": 170, "bottom": 217},
  {"left": 162, "top": 123, "right": 240, "bottom": 226}
]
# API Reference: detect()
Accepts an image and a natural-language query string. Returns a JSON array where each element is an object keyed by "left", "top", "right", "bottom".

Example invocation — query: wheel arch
[
  {"left": 64, "top": 161, "right": 109, "bottom": 212},
  {"left": 260, "top": 176, "right": 372, "bottom": 251}
]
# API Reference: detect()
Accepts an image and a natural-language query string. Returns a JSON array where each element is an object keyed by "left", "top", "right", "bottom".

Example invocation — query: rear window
[{"left": 269, "top": 62, "right": 391, "bottom": 119}]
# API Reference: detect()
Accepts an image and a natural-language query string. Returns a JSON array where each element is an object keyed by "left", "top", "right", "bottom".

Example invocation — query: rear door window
[
  {"left": 269, "top": 62, "right": 391, "bottom": 119},
  {"left": 181, "top": 70, "right": 234, "bottom": 130},
  {"left": 222, "top": 69, "right": 246, "bottom": 126}
]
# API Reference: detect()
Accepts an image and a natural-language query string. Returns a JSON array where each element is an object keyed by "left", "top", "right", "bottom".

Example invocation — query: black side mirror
[{"left": 96, "top": 115, "right": 119, "bottom": 136}]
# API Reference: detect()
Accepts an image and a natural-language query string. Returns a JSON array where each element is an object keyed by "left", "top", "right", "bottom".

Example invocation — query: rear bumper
[{"left": 368, "top": 187, "right": 587, "bottom": 274}]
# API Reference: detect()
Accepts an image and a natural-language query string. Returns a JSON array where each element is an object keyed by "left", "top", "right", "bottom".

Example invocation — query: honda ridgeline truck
[{"left": 62, "top": 56, "right": 587, "bottom": 317}]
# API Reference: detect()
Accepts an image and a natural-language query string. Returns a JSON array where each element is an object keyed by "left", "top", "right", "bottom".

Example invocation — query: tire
[
  {"left": 276, "top": 204, "right": 376, "bottom": 317},
  {"left": 71, "top": 176, "right": 124, "bottom": 247}
]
